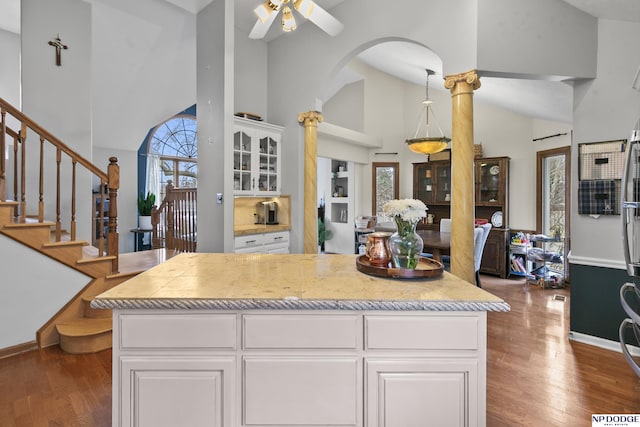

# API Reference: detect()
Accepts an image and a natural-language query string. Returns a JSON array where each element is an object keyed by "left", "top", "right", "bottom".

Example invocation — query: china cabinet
[
  {"left": 413, "top": 156, "right": 510, "bottom": 277},
  {"left": 233, "top": 117, "right": 283, "bottom": 196}
]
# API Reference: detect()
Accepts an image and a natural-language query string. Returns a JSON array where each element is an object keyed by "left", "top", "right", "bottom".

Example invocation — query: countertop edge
[{"left": 92, "top": 298, "right": 510, "bottom": 312}]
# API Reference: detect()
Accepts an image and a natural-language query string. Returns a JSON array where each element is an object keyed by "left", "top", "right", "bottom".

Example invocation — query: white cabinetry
[
  {"left": 113, "top": 313, "right": 236, "bottom": 427},
  {"left": 233, "top": 117, "right": 282, "bottom": 196},
  {"left": 112, "top": 310, "right": 486, "bottom": 427},
  {"left": 234, "top": 230, "right": 289, "bottom": 253},
  {"left": 320, "top": 158, "right": 355, "bottom": 254}
]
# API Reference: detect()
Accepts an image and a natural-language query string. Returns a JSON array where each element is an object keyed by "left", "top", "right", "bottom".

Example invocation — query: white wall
[
  {"left": 196, "top": 0, "right": 233, "bottom": 253},
  {"left": 572, "top": 19, "right": 640, "bottom": 267},
  {"left": 234, "top": 29, "right": 268, "bottom": 119},
  {"left": 21, "top": 0, "right": 92, "bottom": 239},
  {"left": 477, "top": 0, "right": 597, "bottom": 79},
  {"left": 0, "top": 29, "right": 20, "bottom": 107},
  {"left": 0, "top": 234, "right": 88, "bottom": 348}
]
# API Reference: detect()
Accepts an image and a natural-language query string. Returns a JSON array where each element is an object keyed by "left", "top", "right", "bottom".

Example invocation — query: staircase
[{"left": 0, "top": 97, "right": 176, "bottom": 355}]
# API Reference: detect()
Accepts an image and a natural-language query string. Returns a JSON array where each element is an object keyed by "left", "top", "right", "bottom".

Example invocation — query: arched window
[{"left": 145, "top": 114, "right": 197, "bottom": 200}]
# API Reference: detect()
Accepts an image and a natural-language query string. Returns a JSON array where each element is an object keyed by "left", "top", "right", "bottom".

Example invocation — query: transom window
[{"left": 148, "top": 115, "right": 197, "bottom": 199}]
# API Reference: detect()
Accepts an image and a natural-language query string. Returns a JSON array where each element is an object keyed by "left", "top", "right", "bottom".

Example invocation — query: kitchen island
[{"left": 93, "top": 253, "right": 509, "bottom": 427}]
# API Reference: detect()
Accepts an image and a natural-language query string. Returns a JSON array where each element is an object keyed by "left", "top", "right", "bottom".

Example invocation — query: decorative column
[
  {"left": 444, "top": 70, "right": 480, "bottom": 284},
  {"left": 298, "top": 111, "right": 323, "bottom": 254}
]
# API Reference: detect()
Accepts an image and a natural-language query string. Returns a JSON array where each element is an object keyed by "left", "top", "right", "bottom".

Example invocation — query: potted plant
[
  {"left": 318, "top": 218, "right": 333, "bottom": 253},
  {"left": 137, "top": 191, "right": 156, "bottom": 230}
]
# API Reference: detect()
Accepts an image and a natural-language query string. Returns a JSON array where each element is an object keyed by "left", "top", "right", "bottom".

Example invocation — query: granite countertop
[
  {"left": 92, "top": 253, "right": 510, "bottom": 312},
  {"left": 234, "top": 224, "right": 291, "bottom": 236}
]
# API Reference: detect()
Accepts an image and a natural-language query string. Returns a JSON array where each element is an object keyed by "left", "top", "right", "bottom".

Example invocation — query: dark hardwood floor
[
  {"left": 484, "top": 276, "right": 640, "bottom": 426},
  {"left": 0, "top": 275, "right": 639, "bottom": 426}
]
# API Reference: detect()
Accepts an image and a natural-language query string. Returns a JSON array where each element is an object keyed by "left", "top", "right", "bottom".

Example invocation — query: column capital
[
  {"left": 298, "top": 110, "right": 324, "bottom": 127},
  {"left": 444, "top": 70, "right": 481, "bottom": 94}
]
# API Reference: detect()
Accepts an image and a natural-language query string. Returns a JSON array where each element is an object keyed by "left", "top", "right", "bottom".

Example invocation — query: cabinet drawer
[
  {"left": 365, "top": 315, "right": 479, "bottom": 350},
  {"left": 120, "top": 314, "right": 236, "bottom": 349},
  {"left": 243, "top": 314, "right": 359, "bottom": 349},
  {"left": 263, "top": 231, "right": 289, "bottom": 245},
  {"left": 234, "top": 234, "right": 265, "bottom": 249},
  {"left": 265, "top": 243, "right": 289, "bottom": 253}
]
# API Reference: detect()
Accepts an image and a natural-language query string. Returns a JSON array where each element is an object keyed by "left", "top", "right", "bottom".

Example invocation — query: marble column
[
  {"left": 444, "top": 70, "right": 480, "bottom": 284},
  {"left": 298, "top": 111, "right": 323, "bottom": 254}
]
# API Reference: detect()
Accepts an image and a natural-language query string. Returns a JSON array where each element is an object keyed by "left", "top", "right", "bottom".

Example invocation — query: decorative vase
[
  {"left": 139, "top": 215, "right": 152, "bottom": 230},
  {"left": 388, "top": 217, "right": 424, "bottom": 269},
  {"left": 365, "top": 232, "right": 392, "bottom": 266}
]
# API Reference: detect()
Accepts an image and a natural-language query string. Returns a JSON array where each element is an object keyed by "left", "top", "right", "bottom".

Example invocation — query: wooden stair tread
[
  {"left": 56, "top": 317, "right": 112, "bottom": 337},
  {"left": 42, "top": 240, "right": 89, "bottom": 248},
  {"left": 3, "top": 220, "right": 56, "bottom": 228},
  {"left": 76, "top": 255, "right": 116, "bottom": 265}
]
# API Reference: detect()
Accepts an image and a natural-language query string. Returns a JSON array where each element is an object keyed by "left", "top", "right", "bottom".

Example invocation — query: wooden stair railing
[
  {"left": 0, "top": 97, "right": 119, "bottom": 272},
  {"left": 151, "top": 180, "right": 197, "bottom": 253}
]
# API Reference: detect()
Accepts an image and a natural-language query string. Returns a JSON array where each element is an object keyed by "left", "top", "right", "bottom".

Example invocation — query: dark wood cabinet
[
  {"left": 413, "top": 156, "right": 510, "bottom": 277},
  {"left": 480, "top": 228, "right": 509, "bottom": 278}
]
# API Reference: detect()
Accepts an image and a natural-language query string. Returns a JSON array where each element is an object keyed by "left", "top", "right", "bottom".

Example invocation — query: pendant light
[{"left": 406, "top": 69, "right": 451, "bottom": 155}]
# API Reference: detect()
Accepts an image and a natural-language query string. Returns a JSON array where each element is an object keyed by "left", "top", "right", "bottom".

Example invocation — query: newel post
[{"left": 107, "top": 157, "right": 120, "bottom": 273}]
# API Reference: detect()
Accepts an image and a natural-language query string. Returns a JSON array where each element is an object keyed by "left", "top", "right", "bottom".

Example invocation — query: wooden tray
[{"left": 356, "top": 255, "right": 444, "bottom": 279}]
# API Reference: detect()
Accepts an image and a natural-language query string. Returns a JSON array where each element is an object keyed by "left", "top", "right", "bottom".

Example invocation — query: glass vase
[{"left": 388, "top": 217, "right": 424, "bottom": 269}]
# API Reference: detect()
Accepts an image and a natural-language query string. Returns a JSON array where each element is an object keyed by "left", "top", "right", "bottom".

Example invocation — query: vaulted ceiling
[{"left": 2, "top": 0, "right": 640, "bottom": 124}]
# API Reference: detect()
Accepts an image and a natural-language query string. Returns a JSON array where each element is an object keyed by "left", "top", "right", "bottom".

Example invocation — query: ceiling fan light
[
  {"left": 406, "top": 137, "right": 451, "bottom": 155},
  {"left": 281, "top": 6, "right": 297, "bottom": 32},
  {"left": 293, "top": 0, "right": 314, "bottom": 18},
  {"left": 254, "top": 1, "right": 280, "bottom": 22}
]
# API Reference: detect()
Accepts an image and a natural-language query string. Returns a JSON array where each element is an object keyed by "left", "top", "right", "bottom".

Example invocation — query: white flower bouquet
[{"left": 382, "top": 199, "right": 428, "bottom": 223}]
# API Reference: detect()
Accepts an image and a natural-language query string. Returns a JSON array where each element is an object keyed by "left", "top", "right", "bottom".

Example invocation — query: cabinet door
[
  {"left": 480, "top": 228, "right": 508, "bottom": 278},
  {"left": 234, "top": 119, "right": 283, "bottom": 196},
  {"left": 434, "top": 162, "right": 451, "bottom": 203},
  {"left": 257, "top": 131, "right": 280, "bottom": 194},
  {"left": 119, "top": 356, "right": 235, "bottom": 427},
  {"left": 476, "top": 158, "right": 506, "bottom": 205},
  {"left": 233, "top": 127, "right": 254, "bottom": 195},
  {"left": 244, "top": 357, "right": 359, "bottom": 426},
  {"left": 366, "top": 359, "right": 479, "bottom": 427},
  {"left": 413, "top": 162, "right": 434, "bottom": 204}
]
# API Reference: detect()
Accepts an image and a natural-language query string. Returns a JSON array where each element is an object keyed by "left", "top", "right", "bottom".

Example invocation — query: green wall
[{"left": 570, "top": 264, "right": 639, "bottom": 342}]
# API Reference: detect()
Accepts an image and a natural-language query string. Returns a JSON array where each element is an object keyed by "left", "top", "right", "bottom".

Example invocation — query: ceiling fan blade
[
  {"left": 249, "top": 7, "right": 279, "bottom": 39},
  {"left": 295, "top": 0, "right": 344, "bottom": 36}
]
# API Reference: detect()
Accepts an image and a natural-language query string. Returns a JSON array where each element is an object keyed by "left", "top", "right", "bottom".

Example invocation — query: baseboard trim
[
  {"left": 569, "top": 330, "right": 640, "bottom": 356},
  {"left": 0, "top": 341, "right": 38, "bottom": 359}
]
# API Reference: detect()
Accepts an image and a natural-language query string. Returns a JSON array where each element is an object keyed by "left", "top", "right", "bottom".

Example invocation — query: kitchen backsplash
[{"left": 234, "top": 195, "right": 291, "bottom": 227}]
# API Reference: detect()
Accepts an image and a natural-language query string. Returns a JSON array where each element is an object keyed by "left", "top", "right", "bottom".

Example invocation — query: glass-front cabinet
[
  {"left": 476, "top": 157, "right": 508, "bottom": 205},
  {"left": 434, "top": 162, "right": 451, "bottom": 203},
  {"left": 413, "top": 160, "right": 451, "bottom": 205},
  {"left": 233, "top": 117, "right": 283, "bottom": 196},
  {"left": 413, "top": 156, "right": 511, "bottom": 278},
  {"left": 234, "top": 129, "right": 253, "bottom": 193}
]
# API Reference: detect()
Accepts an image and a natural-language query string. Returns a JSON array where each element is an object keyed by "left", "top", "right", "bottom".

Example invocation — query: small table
[
  {"left": 418, "top": 230, "right": 451, "bottom": 262},
  {"left": 130, "top": 228, "right": 153, "bottom": 252}
]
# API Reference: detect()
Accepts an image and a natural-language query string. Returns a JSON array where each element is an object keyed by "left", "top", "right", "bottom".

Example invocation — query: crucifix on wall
[{"left": 48, "top": 34, "right": 68, "bottom": 66}]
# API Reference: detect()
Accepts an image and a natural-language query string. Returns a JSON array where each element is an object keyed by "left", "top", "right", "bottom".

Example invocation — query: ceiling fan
[{"left": 249, "top": 0, "right": 344, "bottom": 39}]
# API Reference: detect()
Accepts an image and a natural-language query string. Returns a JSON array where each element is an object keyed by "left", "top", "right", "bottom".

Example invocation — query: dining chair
[
  {"left": 439, "top": 218, "right": 452, "bottom": 265},
  {"left": 474, "top": 223, "right": 493, "bottom": 287}
]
